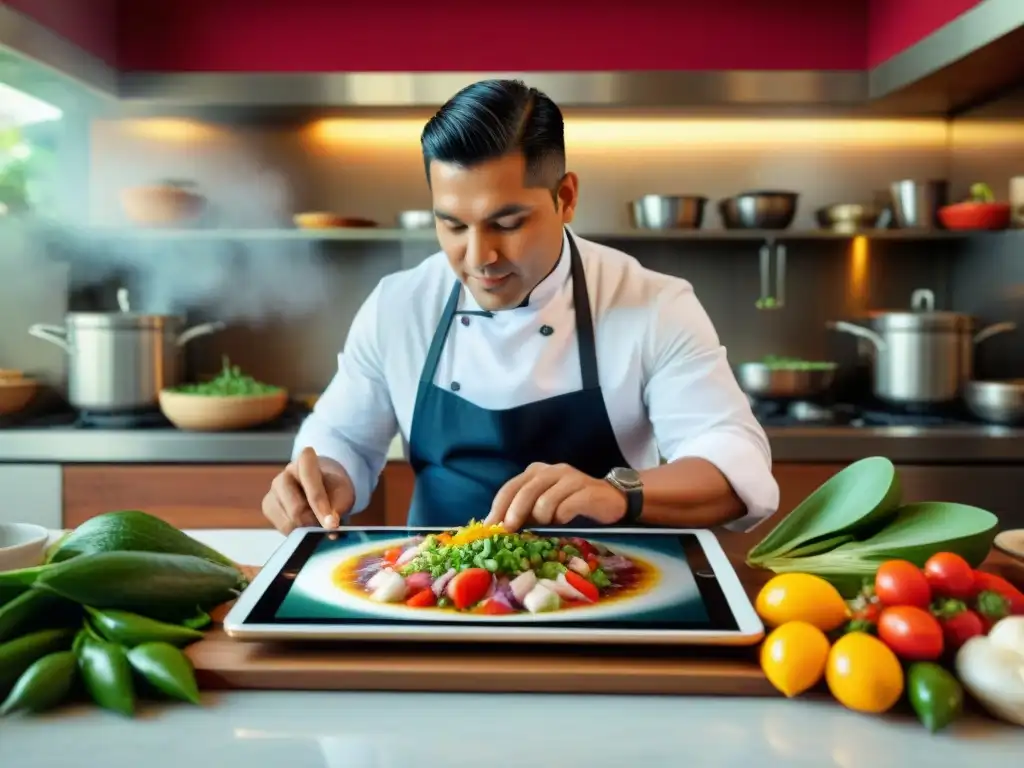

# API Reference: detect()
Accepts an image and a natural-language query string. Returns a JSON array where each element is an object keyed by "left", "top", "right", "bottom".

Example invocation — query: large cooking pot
[
  {"left": 827, "top": 288, "right": 1015, "bottom": 405},
  {"left": 28, "top": 289, "right": 225, "bottom": 412}
]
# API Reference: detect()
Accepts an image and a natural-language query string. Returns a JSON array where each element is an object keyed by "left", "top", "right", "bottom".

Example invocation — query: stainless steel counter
[{"left": 3, "top": 426, "right": 1024, "bottom": 464}]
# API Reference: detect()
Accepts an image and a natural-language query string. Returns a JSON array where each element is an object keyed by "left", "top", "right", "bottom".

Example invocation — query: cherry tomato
[
  {"left": 446, "top": 568, "right": 493, "bottom": 610},
  {"left": 923, "top": 553, "right": 975, "bottom": 600},
  {"left": 877, "top": 606, "right": 944, "bottom": 661},
  {"left": 477, "top": 598, "right": 514, "bottom": 615},
  {"left": 875, "top": 560, "right": 932, "bottom": 608},
  {"left": 564, "top": 571, "right": 600, "bottom": 602},
  {"left": 405, "top": 588, "right": 436, "bottom": 608},
  {"left": 935, "top": 604, "right": 984, "bottom": 650}
]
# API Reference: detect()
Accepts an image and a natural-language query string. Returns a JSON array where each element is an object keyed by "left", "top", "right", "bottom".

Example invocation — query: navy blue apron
[{"left": 406, "top": 230, "right": 632, "bottom": 528}]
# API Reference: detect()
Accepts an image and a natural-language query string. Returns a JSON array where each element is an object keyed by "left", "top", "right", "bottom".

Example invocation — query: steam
[{"left": 22, "top": 164, "right": 337, "bottom": 323}]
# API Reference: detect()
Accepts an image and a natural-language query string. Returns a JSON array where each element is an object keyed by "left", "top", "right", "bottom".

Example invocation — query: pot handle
[
  {"left": 974, "top": 321, "right": 1017, "bottom": 345},
  {"left": 177, "top": 321, "right": 227, "bottom": 347},
  {"left": 826, "top": 320, "right": 888, "bottom": 351},
  {"left": 28, "top": 324, "right": 70, "bottom": 353}
]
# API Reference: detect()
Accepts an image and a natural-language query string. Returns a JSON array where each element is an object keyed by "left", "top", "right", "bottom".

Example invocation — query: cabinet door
[{"left": 61, "top": 463, "right": 410, "bottom": 529}]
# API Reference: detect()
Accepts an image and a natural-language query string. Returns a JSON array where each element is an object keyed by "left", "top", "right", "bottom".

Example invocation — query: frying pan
[{"left": 735, "top": 359, "right": 837, "bottom": 400}]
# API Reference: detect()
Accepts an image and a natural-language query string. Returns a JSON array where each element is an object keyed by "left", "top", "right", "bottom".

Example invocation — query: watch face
[{"left": 611, "top": 467, "right": 642, "bottom": 488}]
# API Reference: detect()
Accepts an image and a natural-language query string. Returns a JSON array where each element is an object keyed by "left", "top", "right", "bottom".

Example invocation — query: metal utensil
[
  {"left": 755, "top": 242, "right": 786, "bottom": 309},
  {"left": 28, "top": 288, "right": 226, "bottom": 413},
  {"left": 396, "top": 210, "right": 435, "bottom": 229},
  {"left": 628, "top": 195, "right": 707, "bottom": 229},
  {"left": 815, "top": 203, "right": 883, "bottom": 233},
  {"left": 827, "top": 288, "right": 1016, "bottom": 405},
  {"left": 890, "top": 180, "right": 948, "bottom": 229},
  {"left": 735, "top": 361, "right": 838, "bottom": 400},
  {"left": 964, "top": 380, "right": 1024, "bottom": 425},
  {"left": 719, "top": 191, "right": 798, "bottom": 229}
]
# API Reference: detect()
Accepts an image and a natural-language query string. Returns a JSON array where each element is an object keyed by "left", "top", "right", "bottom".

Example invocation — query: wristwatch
[{"left": 604, "top": 467, "right": 644, "bottom": 524}]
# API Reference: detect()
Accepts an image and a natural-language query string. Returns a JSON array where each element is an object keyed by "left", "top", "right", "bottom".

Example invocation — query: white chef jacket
[{"left": 294, "top": 228, "right": 779, "bottom": 531}]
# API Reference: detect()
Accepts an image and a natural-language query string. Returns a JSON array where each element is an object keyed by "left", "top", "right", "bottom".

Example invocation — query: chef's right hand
[{"left": 262, "top": 447, "right": 355, "bottom": 534}]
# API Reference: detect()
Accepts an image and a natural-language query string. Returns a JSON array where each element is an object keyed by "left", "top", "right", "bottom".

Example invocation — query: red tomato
[
  {"left": 571, "top": 539, "right": 598, "bottom": 560},
  {"left": 874, "top": 560, "right": 932, "bottom": 608},
  {"left": 923, "top": 553, "right": 975, "bottom": 600},
  {"left": 383, "top": 548, "right": 403, "bottom": 565},
  {"left": 447, "top": 568, "right": 493, "bottom": 610},
  {"left": 936, "top": 606, "right": 985, "bottom": 650},
  {"left": 564, "top": 571, "right": 600, "bottom": 602},
  {"left": 477, "top": 598, "right": 514, "bottom": 615},
  {"left": 877, "top": 606, "right": 944, "bottom": 661},
  {"left": 405, "top": 589, "right": 436, "bottom": 608}
]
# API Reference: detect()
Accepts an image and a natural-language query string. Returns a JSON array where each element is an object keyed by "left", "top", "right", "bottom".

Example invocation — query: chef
[{"left": 262, "top": 78, "right": 779, "bottom": 535}]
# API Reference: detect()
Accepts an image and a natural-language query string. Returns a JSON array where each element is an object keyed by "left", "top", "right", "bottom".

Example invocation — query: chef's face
[{"left": 429, "top": 153, "right": 578, "bottom": 311}]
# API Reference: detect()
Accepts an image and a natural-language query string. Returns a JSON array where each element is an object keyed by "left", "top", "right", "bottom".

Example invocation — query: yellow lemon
[
  {"left": 755, "top": 573, "right": 849, "bottom": 631},
  {"left": 760, "top": 621, "right": 830, "bottom": 697},
  {"left": 826, "top": 631, "right": 904, "bottom": 714}
]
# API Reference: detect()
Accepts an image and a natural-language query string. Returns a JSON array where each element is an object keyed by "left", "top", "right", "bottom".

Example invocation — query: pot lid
[
  {"left": 66, "top": 287, "right": 186, "bottom": 329},
  {"left": 866, "top": 288, "right": 974, "bottom": 332}
]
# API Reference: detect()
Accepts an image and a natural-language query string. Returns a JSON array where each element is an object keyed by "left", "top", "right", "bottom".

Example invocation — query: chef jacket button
[
  {"left": 460, "top": 316, "right": 470, "bottom": 326},
  {"left": 450, "top": 381, "right": 461, "bottom": 392},
  {"left": 540, "top": 325, "right": 554, "bottom": 336}
]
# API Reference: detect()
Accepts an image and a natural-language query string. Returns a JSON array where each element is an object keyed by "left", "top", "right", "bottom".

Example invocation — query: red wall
[
  {"left": 5, "top": 0, "right": 118, "bottom": 65},
  {"left": 4, "top": 0, "right": 993, "bottom": 72},
  {"left": 867, "top": 0, "right": 985, "bottom": 66},
  {"left": 114, "top": 0, "right": 867, "bottom": 72}
]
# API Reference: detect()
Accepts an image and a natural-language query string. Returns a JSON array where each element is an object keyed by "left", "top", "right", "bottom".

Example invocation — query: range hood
[{"left": 2, "top": 0, "right": 1022, "bottom": 115}]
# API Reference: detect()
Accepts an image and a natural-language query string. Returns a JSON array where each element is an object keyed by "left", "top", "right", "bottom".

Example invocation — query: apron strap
[{"left": 419, "top": 229, "right": 600, "bottom": 390}]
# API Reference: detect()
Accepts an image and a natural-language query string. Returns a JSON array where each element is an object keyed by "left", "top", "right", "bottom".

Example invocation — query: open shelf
[{"left": 82, "top": 227, "right": 982, "bottom": 243}]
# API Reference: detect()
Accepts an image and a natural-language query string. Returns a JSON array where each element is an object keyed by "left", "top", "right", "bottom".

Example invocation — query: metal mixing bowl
[
  {"left": 964, "top": 379, "right": 1024, "bottom": 425},
  {"left": 816, "top": 203, "right": 884, "bottom": 233},
  {"left": 735, "top": 361, "right": 837, "bottom": 400},
  {"left": 629, "top": 195, "right": 707, "bottom": 229},
  {"left": 719, "top": 191, "right": 799, "bottom": 230},
  {"left": 396, "top": 210, "right": 435, "bottom": 229}
]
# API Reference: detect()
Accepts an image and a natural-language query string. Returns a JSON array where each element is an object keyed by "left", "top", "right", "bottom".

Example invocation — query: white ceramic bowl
[{"left": 0, "top": 523, "right": 49, "bottom": 571}]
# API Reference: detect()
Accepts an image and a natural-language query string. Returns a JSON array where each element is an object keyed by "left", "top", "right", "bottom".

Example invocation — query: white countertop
[{"left": 2, "top": 530, "right": 1022, "bottom": 767}]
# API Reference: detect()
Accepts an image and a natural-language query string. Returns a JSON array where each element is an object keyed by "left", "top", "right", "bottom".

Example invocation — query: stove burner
[
  {"left": 76, "top": 410, "right": 171, "bottom": 429},
  {"left": 853, "top": 410, "right": 970, "bottom": 428}
]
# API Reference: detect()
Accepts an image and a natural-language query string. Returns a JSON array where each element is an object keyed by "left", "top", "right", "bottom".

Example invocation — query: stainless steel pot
[
  {"left": 827, "top": 288, "right": 1015, "bottom": 405},
  {"left": 735, "top": 361, "right": 837, "bottom": 400},
  {"left": 28, "top": 289, "right": 225, "bottom": 412}
]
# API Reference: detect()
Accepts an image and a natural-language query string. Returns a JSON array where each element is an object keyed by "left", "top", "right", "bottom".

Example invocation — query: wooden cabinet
[{"left": 62, "top": 462, "right": 415, "bottom": 530}]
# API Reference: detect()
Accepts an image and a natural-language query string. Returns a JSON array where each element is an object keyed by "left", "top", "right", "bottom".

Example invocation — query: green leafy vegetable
[
  {"left": 747, "top": 457, "right": 902, "bottom": 565},
  {"left": 168, "top": 356, "right": 281, "bottom": 397}
]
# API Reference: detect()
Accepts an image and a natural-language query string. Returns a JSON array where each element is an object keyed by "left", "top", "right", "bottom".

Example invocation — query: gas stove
[
  {"left": 0, "top": 400, "right": 312, "bottom": 431},
  {"left": 750, "top": 398, "right": 978, "bottom": 428}
]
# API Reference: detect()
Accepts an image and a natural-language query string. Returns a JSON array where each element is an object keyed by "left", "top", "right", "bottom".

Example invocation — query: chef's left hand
[{"left": 484, "top": 462, "right": 627, "bottom": 531}]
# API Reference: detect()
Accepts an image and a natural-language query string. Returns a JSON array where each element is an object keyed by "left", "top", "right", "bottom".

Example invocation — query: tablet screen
[{"left": 243, "top": 528, "right": 740, "bottom": 631}]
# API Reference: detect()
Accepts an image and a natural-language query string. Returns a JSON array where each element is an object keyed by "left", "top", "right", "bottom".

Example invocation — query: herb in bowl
[{"left": 169, "top": 357, "right": 281, "bottom": 397}]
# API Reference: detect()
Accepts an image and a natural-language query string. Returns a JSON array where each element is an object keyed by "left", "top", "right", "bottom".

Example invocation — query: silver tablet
[{"left": 223, "top": 526, "right": 765, "bottom": 646}]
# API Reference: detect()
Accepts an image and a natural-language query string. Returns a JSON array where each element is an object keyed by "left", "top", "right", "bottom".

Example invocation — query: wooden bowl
[
  {"left": 121, "top": 185, "right": 206, "bottom": 226},
  {"left": 0, "top": 377, "right": 38, "bottom": 416},
  {"left": 158, "top": 389, "right": 288, "bottom": 431}
]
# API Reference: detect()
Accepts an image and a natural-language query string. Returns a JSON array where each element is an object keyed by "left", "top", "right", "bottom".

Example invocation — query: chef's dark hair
[{"left": 421, "top": 79, "right": 565, "bottom": 193}]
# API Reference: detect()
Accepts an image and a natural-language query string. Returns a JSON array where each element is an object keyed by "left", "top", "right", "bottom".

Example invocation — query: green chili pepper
[
  {"left": 77, "top": 634, "right": 135, "bottom": 716},
  {"left": 85, "top": 607, "right": 205, "bottom": 648},
  {"left": 0, "top": 628, "right": 75, "bottom": 697},
  {"left": 0, "top": 650, "right": 77, "bottom": 716},
  {"left": 907, "top": 662, "right": 964, "bottom": 733},
  {"left": 0, "top": 590, "right": 80, "bottom": 643},
  {"left": 127, "top": 642, "right": 200, "bottom": 705},
  {"left": 179, "top": 608, "right": 212, "bottom": 631}
]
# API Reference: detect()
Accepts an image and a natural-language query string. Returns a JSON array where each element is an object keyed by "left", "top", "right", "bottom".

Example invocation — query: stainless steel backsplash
[{"left": 4, "top": 95, "right": 1022, "bottom": 395}]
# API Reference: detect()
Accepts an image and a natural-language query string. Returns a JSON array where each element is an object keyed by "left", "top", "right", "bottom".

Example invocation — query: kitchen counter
[
  {"left": 4, "top": 425, "right": 1024, "bottom": 464},
  {"left": 2, "top": 529, "right": 1022, "bottom": 766}
]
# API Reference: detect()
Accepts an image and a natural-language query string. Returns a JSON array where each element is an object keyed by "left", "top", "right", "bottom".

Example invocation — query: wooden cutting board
[{"left": 184, "top": 533, "right": 1024, "bottom": 697}]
